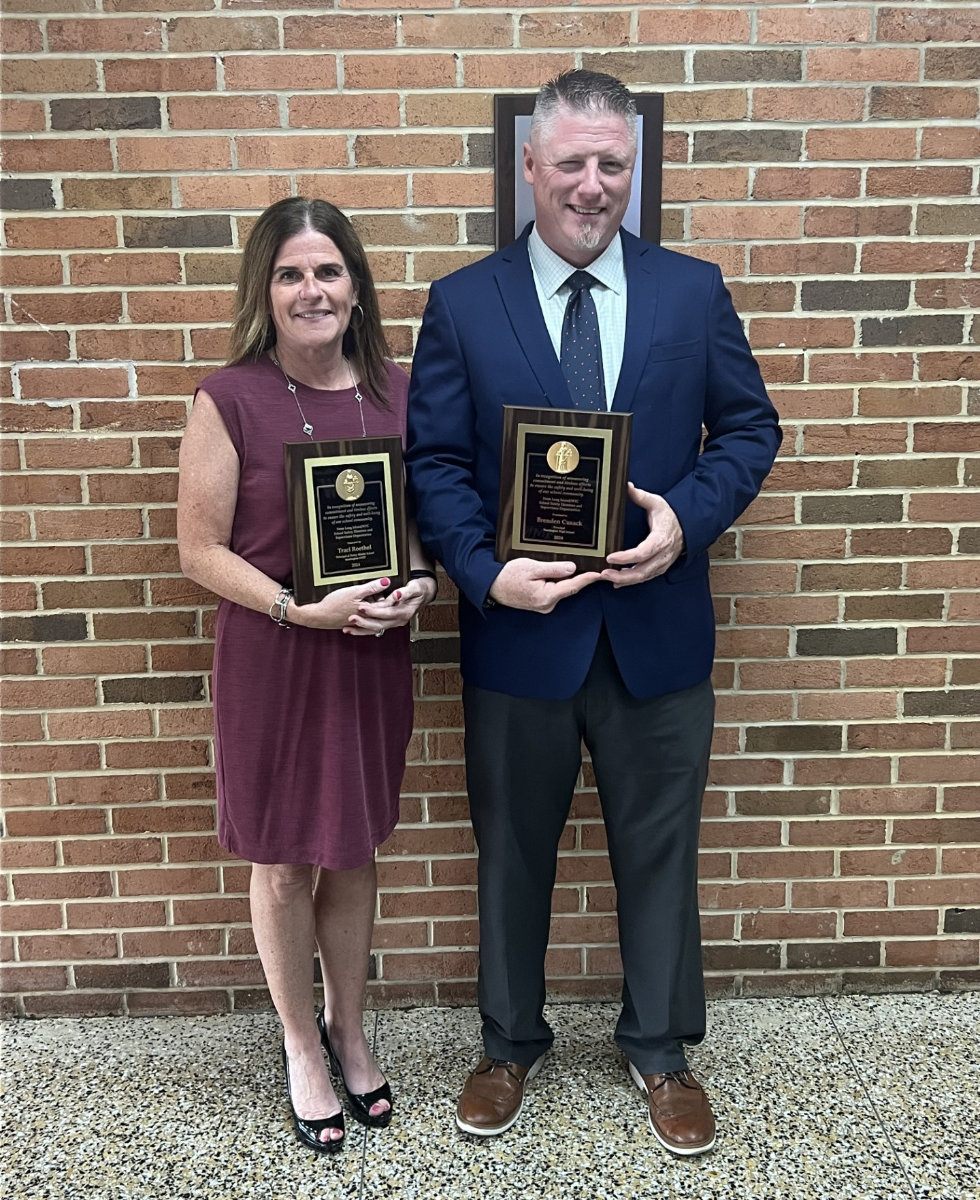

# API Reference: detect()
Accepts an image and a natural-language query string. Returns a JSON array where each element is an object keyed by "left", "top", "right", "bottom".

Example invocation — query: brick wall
[{"left": 2, "top": 2, "right": 979, "bottom": 1017}]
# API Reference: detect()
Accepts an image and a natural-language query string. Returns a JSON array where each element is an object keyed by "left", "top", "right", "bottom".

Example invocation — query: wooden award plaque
[
  {"left": 496, "top": 407, "right": 632, "bottom": 572},
  {"left": 284, "top": 436, "right": 409, "bottom": 605}
]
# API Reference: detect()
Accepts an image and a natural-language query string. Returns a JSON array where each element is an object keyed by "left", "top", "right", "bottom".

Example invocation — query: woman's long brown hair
[{"left": 226, "top": 197, "right": 390, "bottom": 406}]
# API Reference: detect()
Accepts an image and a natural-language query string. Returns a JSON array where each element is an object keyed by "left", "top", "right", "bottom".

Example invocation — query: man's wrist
[{"left": 482, "top": 564, "right": 505, "bottom": 610}]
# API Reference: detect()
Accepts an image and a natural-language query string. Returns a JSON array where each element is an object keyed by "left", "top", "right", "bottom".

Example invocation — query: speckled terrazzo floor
[{"left": 1, "top": 994, "right": 977, "bottom": 1200}]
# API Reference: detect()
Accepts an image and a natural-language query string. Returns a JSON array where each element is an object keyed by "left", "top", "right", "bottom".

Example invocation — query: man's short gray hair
[{"left": 530, "top": 69, "right": 638, "bottom": 148}]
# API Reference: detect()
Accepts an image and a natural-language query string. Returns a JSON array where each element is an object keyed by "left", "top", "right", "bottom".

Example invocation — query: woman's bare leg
[
  {"left": 314, "top": 858, "right": 390, "bottom": 1117},
  {"left": 250, "top": 862, "right": 344, "bottom": 1143}
]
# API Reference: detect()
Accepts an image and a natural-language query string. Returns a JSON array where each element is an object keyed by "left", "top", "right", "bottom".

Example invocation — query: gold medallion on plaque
[
  {"left": 336, "top": 468, "right": 365, "bottom": 501},
  {"left": 546, "top": 440, "right": 579, "bottom": 474}
]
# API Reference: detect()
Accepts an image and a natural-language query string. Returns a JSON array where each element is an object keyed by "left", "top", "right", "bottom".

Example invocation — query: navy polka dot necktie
[{"left": 560, "top": 270, "right": 605, "bottom": 412}]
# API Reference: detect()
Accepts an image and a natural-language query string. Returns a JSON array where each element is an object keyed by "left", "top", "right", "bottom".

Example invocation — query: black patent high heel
[
  {"left": 282, "top": 1044, "right": 346, "bottom": 1153},
  {"left": 316, "top": 1009, "right": 393, "bottom": 1129}
]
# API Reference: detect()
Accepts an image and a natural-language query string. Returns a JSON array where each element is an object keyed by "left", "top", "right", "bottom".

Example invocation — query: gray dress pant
[{"left": 463, "top": 626, "right": 715, "bottom": 1075}]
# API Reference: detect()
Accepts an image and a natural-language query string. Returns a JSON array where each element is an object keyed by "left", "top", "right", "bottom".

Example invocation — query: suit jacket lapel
[
  {"left": 611, "top": 231, "right": 660, "bottom": 413},
  {"left": 494, "top": 232, "right": 571, "bottom": 409},
  {"left": 494, "top": 228, "right": 663, "bottom": 413}
]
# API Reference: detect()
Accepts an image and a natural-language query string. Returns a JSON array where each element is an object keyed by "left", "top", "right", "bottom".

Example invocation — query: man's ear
[{"left": 522, "top": 142, "right": 534, "bottom": 186}]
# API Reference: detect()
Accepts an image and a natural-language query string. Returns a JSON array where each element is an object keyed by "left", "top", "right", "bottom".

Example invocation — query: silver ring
[{"left": 375, "top": 630, "right": 385, "bottom": 637}]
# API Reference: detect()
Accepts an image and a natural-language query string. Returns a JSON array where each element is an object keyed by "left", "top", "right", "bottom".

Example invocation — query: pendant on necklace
[{"left": 302, "top": 421, "right": 314, "bottom": 437}]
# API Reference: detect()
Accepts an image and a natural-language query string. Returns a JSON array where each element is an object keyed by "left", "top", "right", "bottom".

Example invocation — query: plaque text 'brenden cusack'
[{"left": 520, "top": 433, "right": 604, "bottom": 551}]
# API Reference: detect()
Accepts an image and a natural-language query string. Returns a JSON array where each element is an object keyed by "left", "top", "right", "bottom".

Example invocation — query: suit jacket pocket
[{"left": 646, "top": 339, "right": 701, "bottom": 365}]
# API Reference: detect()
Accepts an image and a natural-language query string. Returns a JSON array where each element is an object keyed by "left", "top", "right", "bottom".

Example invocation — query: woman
[{"left": 177, "top": 197, "right": 437, "bottom": 1152}]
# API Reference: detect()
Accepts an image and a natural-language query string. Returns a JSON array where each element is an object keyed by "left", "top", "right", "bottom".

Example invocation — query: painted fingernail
[
  {"left": 380, "top": 578, "right": 390, "bottom": 587},
  {"left": 394, "top": 590, "right": 402, "bottom": 600}
]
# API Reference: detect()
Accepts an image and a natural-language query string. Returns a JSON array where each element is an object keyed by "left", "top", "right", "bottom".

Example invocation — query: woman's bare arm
[{"left": 177, "top": 389, "right": 385, "bottom": 629}]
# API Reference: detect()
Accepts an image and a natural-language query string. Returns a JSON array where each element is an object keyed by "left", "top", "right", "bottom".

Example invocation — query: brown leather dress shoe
[
  {"left": 628, "top": 1060, "right": 716, "bottom": 1155},
  {"left": 456, "top": 1054, "right": 546, "bottom": 1136}
]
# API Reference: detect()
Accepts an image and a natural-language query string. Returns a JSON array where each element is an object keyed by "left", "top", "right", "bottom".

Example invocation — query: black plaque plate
[
  {"left": 285, "top": 436, "right": 409, "bottom": 605},
  {"left": 496, "top": 407, "right": 632, "bottom": 571}
]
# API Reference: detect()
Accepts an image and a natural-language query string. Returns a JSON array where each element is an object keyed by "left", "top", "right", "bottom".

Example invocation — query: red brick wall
[{"left": 2, "top": 3, "right": 979, "bottom": 1016}]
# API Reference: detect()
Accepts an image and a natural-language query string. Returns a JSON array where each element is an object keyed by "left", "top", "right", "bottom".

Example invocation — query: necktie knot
[{"left": 565, "top": 270, "right": 598, "bottom": 296}]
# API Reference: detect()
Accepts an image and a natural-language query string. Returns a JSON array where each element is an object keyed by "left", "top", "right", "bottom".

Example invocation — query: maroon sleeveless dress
[{"left": 198, "top": 356, "right": 413, "bottom": 870}]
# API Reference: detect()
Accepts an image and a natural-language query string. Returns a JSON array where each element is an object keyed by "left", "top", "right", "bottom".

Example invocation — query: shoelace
[
  {"left": 651, "top": 1070, "right": 697, "bottom": 1092},
  {"left": 474, "top": 1058, "right": 522, "bottom": 1081}
]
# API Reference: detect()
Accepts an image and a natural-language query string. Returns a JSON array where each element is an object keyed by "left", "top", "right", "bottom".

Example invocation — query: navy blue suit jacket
[{"left": 406, "top": 228, "right": 782, "bottom": 701}]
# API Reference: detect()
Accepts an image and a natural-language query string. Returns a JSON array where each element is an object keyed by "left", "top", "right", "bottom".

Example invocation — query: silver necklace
[{"left": 271, "top": 354, "right": 366, "bottom": 438}]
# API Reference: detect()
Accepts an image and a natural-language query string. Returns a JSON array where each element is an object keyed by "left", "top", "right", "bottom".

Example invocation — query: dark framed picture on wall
[{"left": 493, "top": 92, "right": 664, "bottom": 250}]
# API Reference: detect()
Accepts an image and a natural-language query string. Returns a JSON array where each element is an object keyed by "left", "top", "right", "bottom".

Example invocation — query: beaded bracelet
[{"left": 269, "top": 587, "right": 292, "bottom": 627}]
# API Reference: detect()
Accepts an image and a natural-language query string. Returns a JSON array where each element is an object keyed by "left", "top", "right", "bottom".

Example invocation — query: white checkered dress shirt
[{"left": 527, "top": 226, "right": 628, "bottom": 410}]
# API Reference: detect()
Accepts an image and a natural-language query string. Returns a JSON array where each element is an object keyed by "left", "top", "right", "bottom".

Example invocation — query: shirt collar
[{"left": 527, "top": 225, "right": 626, "bottom": 299}]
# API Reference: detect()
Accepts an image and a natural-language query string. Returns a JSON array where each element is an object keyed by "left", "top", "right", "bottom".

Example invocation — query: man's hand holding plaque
[
  {"left": 487, "top": 558, "right": 600, "bottom": 614},
  {"left": 600, "top": 483, "right": 685, "bottom": 587}
]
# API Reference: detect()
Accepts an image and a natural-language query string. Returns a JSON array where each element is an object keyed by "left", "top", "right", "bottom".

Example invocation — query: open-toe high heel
[
  {"left": 282, "top": 1044, "right": 346, "bottom": 1153},
  {"left": 316, "top": 1009, "right": 393, "bottom": 1129}
]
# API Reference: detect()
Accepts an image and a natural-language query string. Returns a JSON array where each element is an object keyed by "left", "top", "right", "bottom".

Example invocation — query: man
[{"left": 405, "top": 70, "right": 781, "bottom": 1154}]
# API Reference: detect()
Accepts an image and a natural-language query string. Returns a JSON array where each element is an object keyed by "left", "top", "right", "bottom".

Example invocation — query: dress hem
[{"left": 217, "top": 814, "right": 399, "bottom": 873}]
